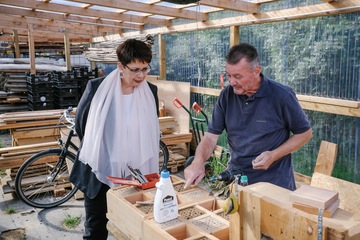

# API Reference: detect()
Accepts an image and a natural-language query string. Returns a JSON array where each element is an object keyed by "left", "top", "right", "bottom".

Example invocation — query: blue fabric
[{"left": 208, "top": 74, "right": 311, "bottom": 190}]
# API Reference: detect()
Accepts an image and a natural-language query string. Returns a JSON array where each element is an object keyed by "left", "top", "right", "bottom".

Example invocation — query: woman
[{"left": 70, "top": 39, "right": 160, "bottom": 240}]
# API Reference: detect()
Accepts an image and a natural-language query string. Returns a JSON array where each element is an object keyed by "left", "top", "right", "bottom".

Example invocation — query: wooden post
[
  {"left": 13, "top": 30, "right": 21, "bottom": 58},
  {"left": 63, "top": 28, "right": 71, "bottom": 71},
  {"left": 158, "top": 34, "right": 166, "bottom": 80},
  {"left": 230, "top": 26, "right": 239, "bottom": 47},
  {"left": 27, "top": 24, "right": 36, "bottom": 74}
]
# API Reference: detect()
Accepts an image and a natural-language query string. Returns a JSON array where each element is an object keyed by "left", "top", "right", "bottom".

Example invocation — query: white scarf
[{"left": 79, "top": 68, "right": 160, "bottom": 188}]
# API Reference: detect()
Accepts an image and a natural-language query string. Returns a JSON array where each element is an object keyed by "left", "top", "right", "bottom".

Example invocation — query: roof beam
[
  {"left": 0, "top": 10, "right": 133, "bottom": 36},
  {"left": 0, "top": 0, "right": 171, "bottom": 26},
  {"left": 199, "top": 0, "right": 260, "bottom": 14},
  {"left": 0, "top": 21, "right": 91, "bottom": 37},
  {"left": 70, "top": 0, "right": 208, "bottom": 21},
  {"left": 94, "top": 0, "right": 360, "bottom": 40},
  {"left": 0, "top": 5, "right": 142, "bottom": 30}
]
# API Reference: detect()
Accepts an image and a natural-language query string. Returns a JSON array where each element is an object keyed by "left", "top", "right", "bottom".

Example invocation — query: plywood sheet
[{"left": 148, "top": 80, "right": 190, "bottom": 133}]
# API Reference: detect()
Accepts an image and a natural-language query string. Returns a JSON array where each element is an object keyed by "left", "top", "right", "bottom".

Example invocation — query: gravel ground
[{"left": 0, "top": 132, "right": 118, "bottom": 240}]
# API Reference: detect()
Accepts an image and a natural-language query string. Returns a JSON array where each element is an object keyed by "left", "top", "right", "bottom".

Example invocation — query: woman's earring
[{"left": 119, "top": 70, "right": 123, "bottom": 78}]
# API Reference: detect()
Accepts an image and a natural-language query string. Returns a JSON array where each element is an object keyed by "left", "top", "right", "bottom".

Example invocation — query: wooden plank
[
  {"left": 289, "top": 185, "right": 339, "bottom": 209},
  {"left": 15, "top": 136, "right": 58, "bottom": 146},
  {"left": 148, "top": 80, "right": 190, "bottom": 134},
  {"left": 314, "top": 141, "right": 338, "bottom": 175},
  {"left": 12, "top": 128, "right": 60, "bottom": 139},
  {"left": 311, "top": 172, "right": 360, "bottom": 215},
  {"left": 292, "top": 199, "right": 340, "bottom": 218},
  {"left": 0, "top": 141, "right": 57, "bottom": 154}
]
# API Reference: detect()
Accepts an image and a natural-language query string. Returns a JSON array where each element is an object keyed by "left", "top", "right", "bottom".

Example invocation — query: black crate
[
  {"left": 28, "top": 92, "right": 54, "bottom": 103},
  {"left": 28, "top": 101, "right": 54, "bottom": 111},
  {"left": 54, "top": 95, "right": 79, "bottom": 105},
  {"left": 27, "top": 82, "right": 54, "bottom": 94},
  {"left": 54, "top": 86, "right": 79, "bottom": 97},
  {"left": 52, "top": 71, "right": 78, "bottom": 87},
  {"left": 26, "top": 73, "right": 53, "bottom": 85}
]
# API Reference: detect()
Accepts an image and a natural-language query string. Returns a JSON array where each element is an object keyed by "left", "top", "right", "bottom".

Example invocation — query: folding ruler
[{"left": 317, "top": 208, "right": 324, "bottom": 240}]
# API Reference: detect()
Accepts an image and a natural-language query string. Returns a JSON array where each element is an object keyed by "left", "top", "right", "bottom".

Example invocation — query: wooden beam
[
  {"left": 95, "top": 0, "right": 360, "bottom": 40},
  {"left": 27, "top": 24, "right": 35, "bottom": 74},
  {"left": 199, "top": 0, "right": 260, "bottom": 14},
  {"left": 0, "top": 6, "right": 142, "bottom": 30},
  {"left": 12, "top": 30, "right": 20, "bottom": 58},
  {"left": 0, "top": 28, "right": 92, "bottom": 43},
  {"left": 64, "top": 29, "right": 71, "bottom": 70},
  {"left": 1, "top": 0, "right": 171, "bottom": 27},
  {"left": 158, "top": 34, "right": 166, "bottom": 80},
  {"left": 0, "top": 14, "right": 113, "bottom": 36},
  {"left": 229, "top": 26, "right": 239, "bottom": 47},
  {"left": 70, "top": 0, "right": 208, "bottom": 21},
  {"left": 190, "top": 86, "right": 360, "bottom": 118}
]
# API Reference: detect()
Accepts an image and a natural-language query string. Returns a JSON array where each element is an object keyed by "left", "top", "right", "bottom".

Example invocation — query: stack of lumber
[
  {"left": 159, "top": 116, "right": 192, "bottom": 172},
  {"left": 0, "top": 72, "right": 28, "bottom": 113},
  {"left": 11, "top": 126, "right": 60, "bottom": 146},
  {"left": 3, "top": 72, "right": 27, "bottom": 93},
  {"left": 0, "top": 141, "right": 58, "bottom": 194},
  {"left": 0, "top": 109, "right": 70, "bottom": 131},
  {"left": 289, "top": 184, "right": 340, "bottom": 217}
]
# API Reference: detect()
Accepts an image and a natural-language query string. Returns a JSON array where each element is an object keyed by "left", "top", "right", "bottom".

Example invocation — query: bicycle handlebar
[{"left": 61, "top": 107, "right": 75, "bottom": 129}]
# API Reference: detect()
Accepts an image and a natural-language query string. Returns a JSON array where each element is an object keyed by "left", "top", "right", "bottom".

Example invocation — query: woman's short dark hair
[
  {"left": 116, "top": 39, "right": 152, "bottom": 66},
  {"left": 226, "top": 43, "right": 260, "bottom": 68}
]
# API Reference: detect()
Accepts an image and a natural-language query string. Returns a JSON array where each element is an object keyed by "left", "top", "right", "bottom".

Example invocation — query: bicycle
[{"left": 15, "top": 106, "right": 169, "bottom": 208}]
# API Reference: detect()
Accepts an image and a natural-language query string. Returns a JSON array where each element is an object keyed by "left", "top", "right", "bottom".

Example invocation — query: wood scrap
[
  {"left": 0, "top": 141, "right": 58, "bottom": 169},
  {"left": 161, "top": 132, "right": 192, "bottom": 145},
  {"left": 311, "top": 172, "right": 360, "bottom": 215},
  {"left": 289, "top": 184, "right": 339, "bottom": 209}
]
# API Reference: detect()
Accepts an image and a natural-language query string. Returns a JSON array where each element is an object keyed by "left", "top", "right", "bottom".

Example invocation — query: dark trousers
[{"left": 83, "top": 183, "right": 110, "bottom": 240}]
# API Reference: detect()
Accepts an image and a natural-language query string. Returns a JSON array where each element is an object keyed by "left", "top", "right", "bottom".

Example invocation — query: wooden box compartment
[
  {"left": 106, "top": 186, "right": 147, "bottom": 239},
  {"left": 197, "top": 199, "right": 229, "bottom": 221},
  {"left": 176, "top": 185, "right": 213, "bottom": 204},
  {"left": 188, "top": 214, "right": 229, "bottom": 239},
  {"left": 143, "top": 213, "right": 229, "bottom": 240}
]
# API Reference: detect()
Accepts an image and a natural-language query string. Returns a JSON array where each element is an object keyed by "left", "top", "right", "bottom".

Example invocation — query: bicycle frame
[{"left": 49, "top": 128, "right": 78, "bottom": 183}]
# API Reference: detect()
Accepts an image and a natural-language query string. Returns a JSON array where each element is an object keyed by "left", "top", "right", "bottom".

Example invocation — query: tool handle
[
  {"left": 192, "top": 102, "right": 202, "bottom": 114},
  {"left": 172, "top": 97, "right": 183, "bottom": 108}
]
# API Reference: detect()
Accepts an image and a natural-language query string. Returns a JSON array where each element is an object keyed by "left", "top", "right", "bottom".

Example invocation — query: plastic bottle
[
  {"left": 153, "top": 170, "right": 178, "bottom": 223},
  {"left": 240, "top": 175, "right": 248, "bottom": 186}
]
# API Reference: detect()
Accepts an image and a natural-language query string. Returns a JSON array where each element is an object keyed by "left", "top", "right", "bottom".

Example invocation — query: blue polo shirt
[{"left": 208, "top": 74, "right": 311, "bottom": 190}]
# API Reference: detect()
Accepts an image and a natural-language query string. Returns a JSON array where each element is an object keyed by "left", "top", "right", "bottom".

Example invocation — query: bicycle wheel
[
  {"left": 15, "top": 148, "right": 78, "bottom": 208},
  {"left": 159, "top": 140, "right": 169, "bottom": 172}
]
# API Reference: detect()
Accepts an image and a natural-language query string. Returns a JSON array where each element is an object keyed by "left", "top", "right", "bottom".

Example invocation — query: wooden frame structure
[{"left": 0, "top": 1, "right": 358, "bottom": 116}]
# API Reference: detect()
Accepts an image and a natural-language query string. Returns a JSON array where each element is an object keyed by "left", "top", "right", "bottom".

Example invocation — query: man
[{"left": 184, "top": 43, "right": 312, "bottom": 191}]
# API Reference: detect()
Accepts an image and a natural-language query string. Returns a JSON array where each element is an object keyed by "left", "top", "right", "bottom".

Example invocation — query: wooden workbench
[
  {"left": 231, "top": 182, "right": 360, "bottom": 240},
  {"left": 107, "top": 178, "right": 360, "bottom": 240}
]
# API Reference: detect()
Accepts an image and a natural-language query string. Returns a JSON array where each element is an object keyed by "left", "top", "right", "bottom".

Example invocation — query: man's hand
[
  {"left": 183, "top": 159, "right": 205, "bottom": 189},
  {"left": 183, "top": 132, "right": 219, "bottom": 189},
  {"left": 252, "top": 151, "right": 274, "bottom": 170}
]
